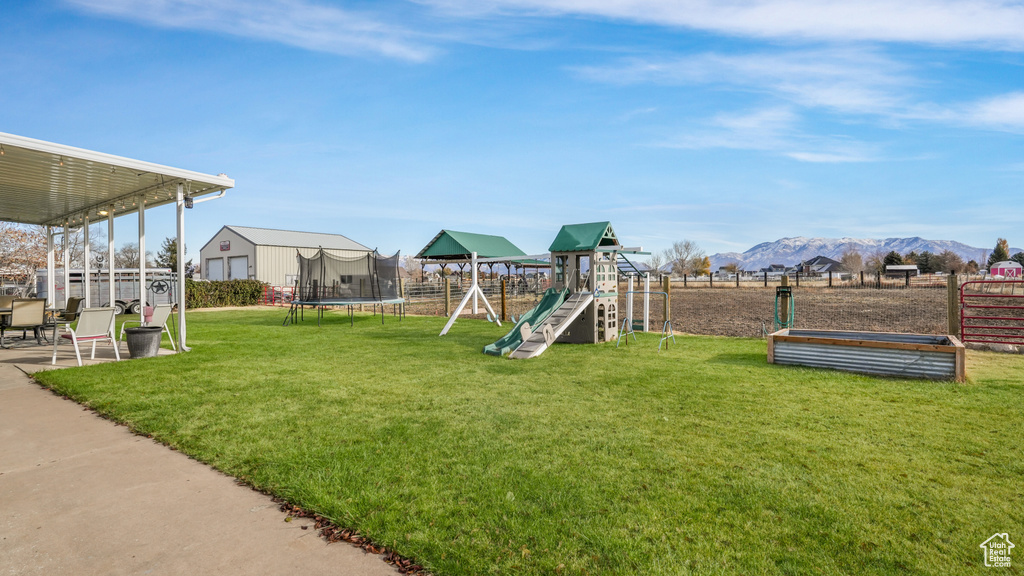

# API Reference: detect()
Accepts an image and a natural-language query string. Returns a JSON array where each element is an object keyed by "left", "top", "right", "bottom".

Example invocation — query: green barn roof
[
  {"left": 415, "top": 230, "right": 527, "bottom": 260},
  {"left": 548, "top": 222, "right": 618, "bottom": 252}
]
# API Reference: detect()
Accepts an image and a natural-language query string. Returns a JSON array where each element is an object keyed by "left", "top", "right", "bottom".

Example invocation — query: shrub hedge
[{"left": 185, "top": 278, "right": 266, "bottom": 309}]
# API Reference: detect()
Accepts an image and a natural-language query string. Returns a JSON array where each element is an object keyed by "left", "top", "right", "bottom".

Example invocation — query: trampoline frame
[{"left": 283, "top": 297, "right": 406, "bottom": 327}]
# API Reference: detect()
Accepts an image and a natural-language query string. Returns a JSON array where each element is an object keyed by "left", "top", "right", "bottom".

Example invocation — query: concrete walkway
[{"left": 0, "top": 358, "right": 398, "bottom": 575}]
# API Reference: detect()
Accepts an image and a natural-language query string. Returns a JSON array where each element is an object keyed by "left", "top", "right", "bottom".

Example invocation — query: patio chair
[
  {"left": 118, "top": 303, "right": 176, "bottom": 351},
  {"left": 58, "top": 297, "right": 85, "bottom": 323},
  {"left": 1, "top": 298, "right": 47, "bottom": 348},
  {"left": 51, "top": 307, "right": 121, "bottom": 366},
  {"left": 0, "top": 295, "right": 15, "bottom": 331}
]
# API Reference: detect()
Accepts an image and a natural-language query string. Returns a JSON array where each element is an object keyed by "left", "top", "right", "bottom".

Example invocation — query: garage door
[
  {"left": 228, "top": 256, "right": 249, "bottom": 280},
  {"left": 206, "top": 258, "right": 224, "bottom": 281}
]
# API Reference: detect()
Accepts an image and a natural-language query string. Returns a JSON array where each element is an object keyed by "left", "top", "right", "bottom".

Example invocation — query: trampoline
[{"left": 283, "top": 248, "right": 405, "bottom": 327}]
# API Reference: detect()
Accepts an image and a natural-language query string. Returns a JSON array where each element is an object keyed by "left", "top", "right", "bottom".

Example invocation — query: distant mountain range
[{"left": 709, "top": 237, "right": 1022, "bottom": 271}]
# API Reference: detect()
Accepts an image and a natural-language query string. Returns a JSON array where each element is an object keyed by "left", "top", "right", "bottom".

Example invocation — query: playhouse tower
[{"left": 549, "top": 222, "right": 619, "bottom": 343}]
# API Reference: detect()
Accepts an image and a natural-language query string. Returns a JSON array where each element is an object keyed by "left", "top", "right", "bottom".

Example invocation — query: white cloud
[
  {"left": 66, "top": 0, "right": 436, "bottom": 61},
  {"left": 574, "top": 48, "right": 912, "bottom": 116},
  {"left": 961, "top": 92, "right": 1024, "bottom": 131},
  {"left": 657, "top": 107, "right": 880, "bottom": 162},
  {"left": 425, "top": 0, "right": 1024, "bottom": 49}
]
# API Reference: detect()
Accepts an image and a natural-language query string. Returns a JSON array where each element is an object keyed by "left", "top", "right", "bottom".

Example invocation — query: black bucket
[{"left": 125, "top": 326, "right": 163, "bottom": 359}]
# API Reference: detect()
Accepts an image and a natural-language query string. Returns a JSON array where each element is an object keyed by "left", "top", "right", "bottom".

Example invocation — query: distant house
[
  {"left": 199, "top": 225, "right": 371, "bottom": 286},
  {"left": 759, "top": 264, "right": 787, "bottom": 277},
  {"left": 794, "top": 255, "right": 842, "bottom": 276}
]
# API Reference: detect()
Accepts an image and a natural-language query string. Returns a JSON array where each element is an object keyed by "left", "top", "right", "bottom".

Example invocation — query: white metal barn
[{"left": 199, "top": 226, "right": 371, "bottom": 287}]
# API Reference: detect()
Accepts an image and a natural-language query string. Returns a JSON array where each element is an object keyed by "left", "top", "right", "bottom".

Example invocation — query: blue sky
[{"left": 2, "top": 0, "right": 1023, "bottom": 262}]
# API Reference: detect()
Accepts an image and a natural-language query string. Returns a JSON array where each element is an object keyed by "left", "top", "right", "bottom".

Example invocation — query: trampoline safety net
[{"left": 296, "top": 249, "right": 402, "bottom": 303}]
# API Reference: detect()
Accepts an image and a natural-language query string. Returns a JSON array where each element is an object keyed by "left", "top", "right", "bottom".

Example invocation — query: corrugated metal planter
[{"left": 767, "top": 329, "right": 966, "bottom": 382}]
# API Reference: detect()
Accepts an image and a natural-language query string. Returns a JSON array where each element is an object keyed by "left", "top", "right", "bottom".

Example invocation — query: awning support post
[
  {"left": 138, "top": 198, "right": 146, "bottom": 324},
  {"left": 62, "top": 221, "right": 70, "bottom": 310},
  {"left": 176, "top": 182, "right": 189, "bottom": 352},
  {"left": 107, "top": 206, "right": 115, "bottom": 308},
  {"left": 45, "top": 226, "right": 55, "bottom": 309},
  {"left": 83, "top": 216, "right": 91, "bottom": 308}
]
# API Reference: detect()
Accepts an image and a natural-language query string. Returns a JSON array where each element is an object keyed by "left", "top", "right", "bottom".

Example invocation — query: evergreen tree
[
  {"left": 883, "top": 251, "right": 903, "bottom": 266},
  {"left": 915, "top": 251, "right": 935, "bottom": 274},
  {"left": 154, "top": 237, "right": 192, "bottom": 275},
  {"left": 1012, "top": 252, "right": 1024, "bottom": 267},
  {"left": 934, "top": 250, "right": 965, "bottom": 274},
  {"left": 987, "top": 238, "right": 1010, "bottom": 268}
]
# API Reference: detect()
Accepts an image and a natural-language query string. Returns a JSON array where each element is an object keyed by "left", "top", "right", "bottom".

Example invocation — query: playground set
[{"left": 440, "top": 221, "right": 665, "bottom": 359}]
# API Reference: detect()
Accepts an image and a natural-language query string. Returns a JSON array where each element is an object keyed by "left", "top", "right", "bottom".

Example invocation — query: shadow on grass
[{"left": 706, "top": 352, "right": 764, "bottom": 366}]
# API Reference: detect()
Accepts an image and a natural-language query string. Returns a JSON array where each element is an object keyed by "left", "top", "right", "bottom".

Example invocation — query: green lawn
[{"left": 36, "top": 308, "right": 1024, "bottom": 575}]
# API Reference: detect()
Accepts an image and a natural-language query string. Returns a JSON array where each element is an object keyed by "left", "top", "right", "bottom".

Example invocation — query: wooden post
[
  {"left": 764, "top": 272, "right": 768, "bottom": 287},
  {"left": 683, "top": 274, "right": 686, "bottom": 287},
  {"left": 796, "top": 270, "right": 800, "bottom": 287},
  {"left": 947, "top": 272, "right": 959, "bottom": 336},
  {"left": 501, "top": 279, "right": 507, "bottom": 322},
  {"left": 876, "top": 271, "right": 881, "bottom": 289},
  {"left": 735, "top": 272, "right": 739, "bottom": 287},
  {"left": 444, "top": 277, "right": 451, "bottom": 317},
  {"left": 662, "top": 276, "right": 671, "bottom": 325},
  {"left": 709, "top": 272, "right": 713, "bottom": 288},
  {"left": 905, "top": 270, "right": 911, "bottom": 287},
  {"left": 828, "top": 271, "right": 833, "bottom": 287},
  {"left": 860, "top": 270, "right": 864, "bottom": 286}
]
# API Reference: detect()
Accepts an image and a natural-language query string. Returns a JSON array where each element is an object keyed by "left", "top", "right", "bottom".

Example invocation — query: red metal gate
[{"left": 960, "top": 280, "right": 1024, "bottom": 345}]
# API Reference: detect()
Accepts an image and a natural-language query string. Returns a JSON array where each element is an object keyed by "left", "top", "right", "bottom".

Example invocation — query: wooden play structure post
[
  {"left": 662, "top": 276, "right": 671, "bottom": 325},
  {"left": 501, "top": 279, "right": 507, "bottom": 322},
  {"left": 444, "top": 277, "right": 451, "bottom": 317}
]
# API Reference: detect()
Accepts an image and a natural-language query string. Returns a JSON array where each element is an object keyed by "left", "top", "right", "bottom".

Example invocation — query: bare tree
[
  {"left": 645, "top": 252, "right": 665, "bottom": 275},
  {"left": 838, "top": 248, "right": 863, "bottom": 274},
  {"left": 665, "top": 240, "right": 707, "bottom": 278},
  {"left": 0, "top": 223, "right": 47, "bottom": 291},
  {"left": 864, "top": 249, "right": 887, "bottom": 275},
  {"left": 114, "top": 242, "right": 150, "bottom": 268},
  {"left": 403, "top": 255, "right": 424, "bottom": 280}
]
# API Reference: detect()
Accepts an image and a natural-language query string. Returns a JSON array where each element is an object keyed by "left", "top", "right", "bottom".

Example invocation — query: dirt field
[{"left": 619, "top": 286, "right": 949, "bottom": 338}]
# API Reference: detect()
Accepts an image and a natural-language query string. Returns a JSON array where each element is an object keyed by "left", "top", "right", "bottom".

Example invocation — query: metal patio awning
[
  {"left": 0, "top": 131, "right": 236, "bottom": 356},
  {"left": 0, "top": 132, "right": 233, "bottom": 226}
]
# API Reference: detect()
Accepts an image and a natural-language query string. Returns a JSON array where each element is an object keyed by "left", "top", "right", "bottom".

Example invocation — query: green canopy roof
[
  {"left": 416, "top": 230, "right": 527, "bottom": 260},
  {"left": 548, "top": 222, "right": 618, "bottom": 252}
]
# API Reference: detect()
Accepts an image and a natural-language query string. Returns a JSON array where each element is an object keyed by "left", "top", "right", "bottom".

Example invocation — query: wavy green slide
[{"left": 483, "top": 288, "right": 568, "bottom": 356}]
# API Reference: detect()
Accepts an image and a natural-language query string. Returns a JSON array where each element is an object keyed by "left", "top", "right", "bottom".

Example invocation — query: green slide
[{"left": 483, "top": 288, "right": 568, "bottom": 357}]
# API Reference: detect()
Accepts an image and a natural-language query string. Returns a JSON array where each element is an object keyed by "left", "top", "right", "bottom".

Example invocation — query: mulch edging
[{"left": 275, "top": 499, "right": 430, "bottom": 575}]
